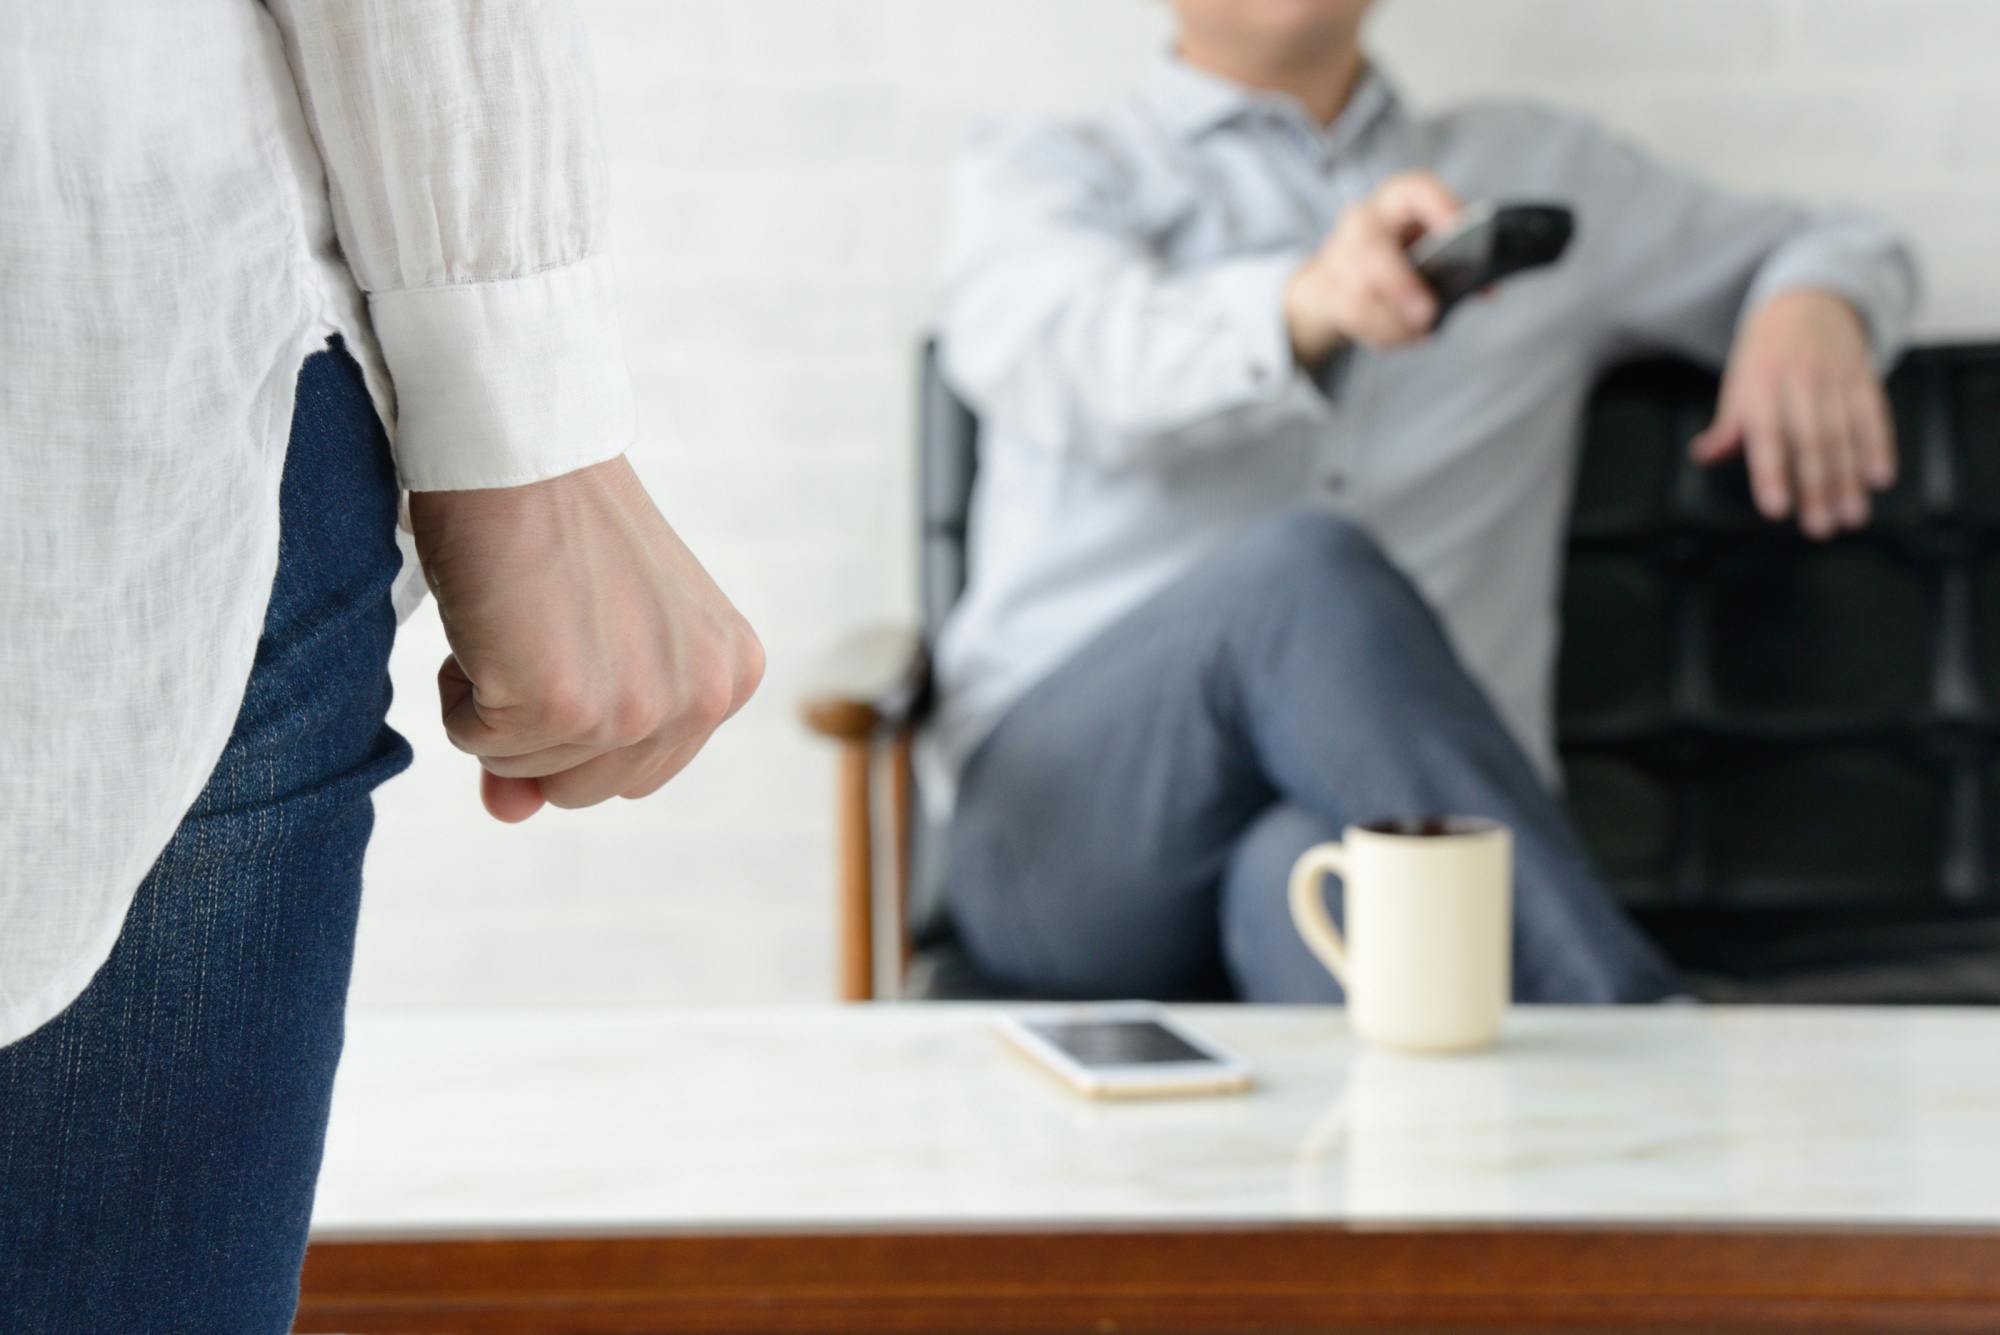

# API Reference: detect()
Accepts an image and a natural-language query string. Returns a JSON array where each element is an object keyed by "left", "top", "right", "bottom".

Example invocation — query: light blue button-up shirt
[{"left": 925, "top": 55, "right": 1919, "bottom": 815}]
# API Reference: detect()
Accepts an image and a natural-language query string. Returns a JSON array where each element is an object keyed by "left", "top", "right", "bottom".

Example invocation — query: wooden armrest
[{"left": 799, "top": 625, "right": 931, "bottom": 740}]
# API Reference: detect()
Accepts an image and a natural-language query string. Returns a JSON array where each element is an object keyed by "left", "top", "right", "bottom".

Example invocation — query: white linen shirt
[
  {"left": 925, "top": 57, "right": 1918, "bottom": 817},
  {"left": 0, "top": 1, "right": 631, "bottom": 1045}
]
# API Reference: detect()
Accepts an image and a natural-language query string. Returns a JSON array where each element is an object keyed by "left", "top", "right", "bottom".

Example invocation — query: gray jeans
[{"left": 943, "top": 511, "right": 1684, "bottom": 1004}]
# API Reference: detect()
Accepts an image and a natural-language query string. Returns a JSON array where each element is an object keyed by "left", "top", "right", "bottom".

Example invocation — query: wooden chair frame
[{"left": 798, "top": 626, "right": 931, "bottom": 1000}]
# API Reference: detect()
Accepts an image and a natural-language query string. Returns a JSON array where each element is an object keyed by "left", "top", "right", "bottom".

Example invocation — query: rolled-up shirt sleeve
[
  {"left": 937, "top": 123, "right": 1330, "bottom": 471},
  {"left": 264, "top": 0, "right": 633, "bottom": 491},
  {"left": 1576, "top": 122, "right": 1920, "bottom": 371}
]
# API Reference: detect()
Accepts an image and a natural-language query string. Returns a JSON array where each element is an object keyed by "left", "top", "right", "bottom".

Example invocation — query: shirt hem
[{"left": 0, "top": 906, "right": 134, "bottom": 1049}]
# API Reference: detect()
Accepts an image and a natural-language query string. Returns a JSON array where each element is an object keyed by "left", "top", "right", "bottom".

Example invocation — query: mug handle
[{"left": 1288, "top": 842, "right": 1352, "bottom": 989}]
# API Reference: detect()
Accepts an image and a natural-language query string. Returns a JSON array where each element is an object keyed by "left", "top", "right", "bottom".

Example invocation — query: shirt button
[{"left": 1325, "top": 471, "right": 1347, "bottom": 493}]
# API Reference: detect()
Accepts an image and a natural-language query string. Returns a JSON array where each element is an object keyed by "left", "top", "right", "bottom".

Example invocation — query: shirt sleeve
[
  {"left": 935, "top": 122, "right": 1332, "bottom": 472},
  {"left": 263, "top": 0, "right": 634, "bottom": 491},
  {"left": 1575, "top": 122, "right": 1920, "bottom": 371}
]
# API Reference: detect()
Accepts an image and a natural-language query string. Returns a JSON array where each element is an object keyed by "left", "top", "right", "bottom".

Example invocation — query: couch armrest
[{"left": 799, "top": 625, "right": 931, "bottom": 740}]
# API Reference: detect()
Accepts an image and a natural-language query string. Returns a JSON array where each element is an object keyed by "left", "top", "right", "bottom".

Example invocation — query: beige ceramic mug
[{"left": 1288, "top": 816, "right": 1512, "bottom": 1053}]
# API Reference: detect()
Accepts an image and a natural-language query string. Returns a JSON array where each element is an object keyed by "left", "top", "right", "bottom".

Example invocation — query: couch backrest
[
  {"left": 917, "top": 343, "right": 2000, "bottom": 926},
  {"left": 1562, "top": 347, "right": 2000, "bottom": 927}
]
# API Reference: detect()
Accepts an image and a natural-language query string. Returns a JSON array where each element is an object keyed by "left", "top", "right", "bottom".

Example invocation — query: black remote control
[{"left": 1407, "top": 202, "right": 1574, "bottom": 325}]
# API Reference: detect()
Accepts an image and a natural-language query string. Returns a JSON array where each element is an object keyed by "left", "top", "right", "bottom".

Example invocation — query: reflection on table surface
[{"left": 311, "top": 1005, "right": 2000, "bottom": 1233}]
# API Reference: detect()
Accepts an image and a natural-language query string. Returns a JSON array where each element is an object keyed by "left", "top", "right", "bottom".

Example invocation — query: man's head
[{"left": 1170, "top": 0, "right": 1378, "bottom": 76}]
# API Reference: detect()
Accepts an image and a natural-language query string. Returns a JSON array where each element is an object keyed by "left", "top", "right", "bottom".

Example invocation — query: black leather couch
[{"left": 907, "top": 344, "right": 2000, "bottom": 1004}]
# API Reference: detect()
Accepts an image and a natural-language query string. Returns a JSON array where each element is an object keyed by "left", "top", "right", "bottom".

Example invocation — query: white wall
[{"left": 350, "top": 0, "right": 2000, "bottom": 1010}]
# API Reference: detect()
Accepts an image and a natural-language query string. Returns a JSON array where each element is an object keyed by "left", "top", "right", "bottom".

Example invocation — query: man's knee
[
  {"left": 1234, "top": 510, "right": 1395, "bottom": 584},
  {"left": 1209, "top": 510, "right": 1438, "bottom": 649}
]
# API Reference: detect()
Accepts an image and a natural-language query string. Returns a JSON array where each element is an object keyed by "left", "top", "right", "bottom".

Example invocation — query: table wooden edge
[{"left": 298, "top": 1220, "right": 2000, "bottom": 1333}]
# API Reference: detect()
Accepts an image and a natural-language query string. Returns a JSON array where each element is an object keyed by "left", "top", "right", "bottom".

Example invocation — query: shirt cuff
[
  {"left": 368, "top": 253, "right": 636, "bottom": 491},
  {"left": 1745, "top": 241, "right": 1919, "bottom": 373},
  {"left": 1218, "top": 250, "right": 1335, "bottom": 418}
]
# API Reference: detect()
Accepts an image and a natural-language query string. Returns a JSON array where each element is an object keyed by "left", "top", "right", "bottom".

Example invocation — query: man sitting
[{"left": 924, "top": 0, "right": 1919, "bottom": 1003}]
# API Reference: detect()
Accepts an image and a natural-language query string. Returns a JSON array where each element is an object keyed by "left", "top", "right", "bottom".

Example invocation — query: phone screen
[{"left": 1022, "top": 1018, "right": 1216, "bottom": 1068}]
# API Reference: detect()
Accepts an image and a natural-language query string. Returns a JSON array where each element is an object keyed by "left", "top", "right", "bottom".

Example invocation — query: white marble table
[{"left": 300, "top": 1005, "right": 2000, "bottom": 1334}]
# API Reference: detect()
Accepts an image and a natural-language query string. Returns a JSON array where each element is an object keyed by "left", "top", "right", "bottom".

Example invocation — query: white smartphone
[{"left": 996, "top": 1002, "right": 1252, "bottom": 1099}]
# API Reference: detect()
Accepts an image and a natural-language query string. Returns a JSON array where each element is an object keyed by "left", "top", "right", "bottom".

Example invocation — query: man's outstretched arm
[
  {"left": 936, "top": 123, "right": 1344, "bottom": 469},
  {"left": 265, "top": 0, "right": 761, "bottom": 820}
]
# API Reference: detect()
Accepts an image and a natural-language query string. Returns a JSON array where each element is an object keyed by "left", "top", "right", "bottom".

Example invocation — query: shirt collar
[{"left": 1146, "top": 51, "right": 1401, "bottom": 156}]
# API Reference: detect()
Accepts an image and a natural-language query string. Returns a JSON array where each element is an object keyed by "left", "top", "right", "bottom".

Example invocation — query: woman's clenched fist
[{"left": 410, "top": 454, "right": 764, "bottom": 822}]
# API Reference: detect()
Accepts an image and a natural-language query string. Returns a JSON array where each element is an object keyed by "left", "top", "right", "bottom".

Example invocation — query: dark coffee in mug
[{"left": 1358, "top": 815, "right": 1504, "bottom": 838}]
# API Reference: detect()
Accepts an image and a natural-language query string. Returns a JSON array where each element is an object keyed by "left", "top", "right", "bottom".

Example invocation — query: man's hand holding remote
[{"left": 1283, "top": 170, "right": 1464, "bottom": 365}]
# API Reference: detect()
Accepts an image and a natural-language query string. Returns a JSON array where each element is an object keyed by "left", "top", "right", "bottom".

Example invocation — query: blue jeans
[
  {"left": 0, "top": 335, "right": 411, "bottom": 1333},
  {"left": 945, "top": 511, "right": 1684, "bottom": 1004}
]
